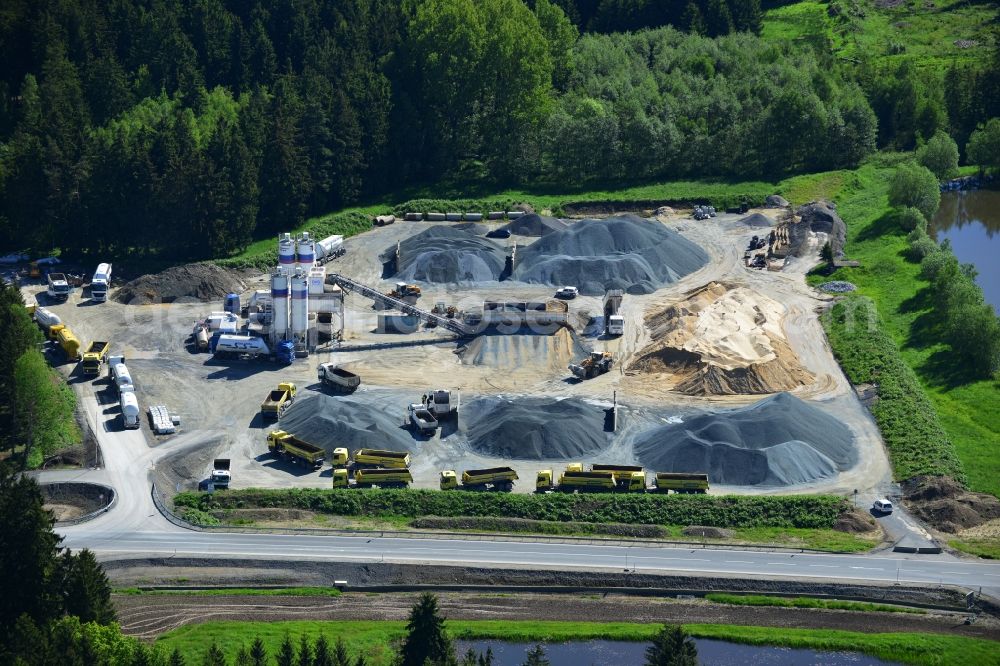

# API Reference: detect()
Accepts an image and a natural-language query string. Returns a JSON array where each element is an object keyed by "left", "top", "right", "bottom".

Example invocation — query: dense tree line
[
  {"left": 0, "top": 283, "right": 80, "bottom": 468},
  {"left": 0, "top": 0, "right": 996, "bottom": 263}
]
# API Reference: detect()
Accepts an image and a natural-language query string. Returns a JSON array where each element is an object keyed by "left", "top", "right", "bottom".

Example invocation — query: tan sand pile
[
  {"left": 628, "top": 282, "right": 812, "bottom": 395},
  {"left": 457, "top": 327, "right": 586, "bottom": 373}
]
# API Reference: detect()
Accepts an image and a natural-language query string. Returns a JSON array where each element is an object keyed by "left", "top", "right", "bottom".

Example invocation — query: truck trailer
[
  {"left": 408, "top": 403, "right": 438, "bottom": 434},
  {"left": 120, "top": 391, "right": 140, "bottom": 429},
  {"left": 332, "top": 467, "right": 413, "bottom": 489},
  {"left": 50, "top": 325, "right": 81, "bottom": 360},
  {"left": 652, "top": 472, "right": 709, "bottom": 494},
  {"left": 536, "top": 468, "right": 645, "bottom": 493},
  {"left": 317, "top": 363, "right": 361, "bottom": 392},
  {"left": 352, "top": 449, "right": 411, "bottom": 469},
  {"left": 81, "top": 340, "right": 110, "bottom": 375},
  {"left": 260, "top": 382, "right": 296, "bottom": 419},
  {"left": 440, "top": 467, "right": 517, "bottom": 491},
  {"left": 267, "top": 430, "right": 325, "bottom": 469},
  {"left": 34, "top": 307, "right": 62, "bottom": 338}
]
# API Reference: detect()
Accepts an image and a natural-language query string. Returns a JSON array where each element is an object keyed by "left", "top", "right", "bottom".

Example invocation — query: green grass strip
[
  {"left": 155, "top": 619, "right": 1000, "bottom": 666},
  {"left": 117, "top": 586, "right": 341, "bottom": 597},
  {"left": 704, "top": 593, "right": 923, "bottom": 614}
]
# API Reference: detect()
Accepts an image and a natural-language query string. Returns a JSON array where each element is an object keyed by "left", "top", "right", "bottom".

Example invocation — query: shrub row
[
  {"left": 409, "top": 516, "right": 668, "bottom": 538},
  {"left": 174, "top": 489, "right": 849, "bottom": 529},
  {"left": 391, "top": 198, "right": 524, "bottom": 217},
  {"left": 822, "top": 295, "right": 966, "bottom": 483}
]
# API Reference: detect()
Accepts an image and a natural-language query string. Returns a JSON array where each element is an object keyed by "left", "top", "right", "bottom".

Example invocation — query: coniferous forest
[{"left": 0, "top": 0, "right": 997, "bottom": 260}]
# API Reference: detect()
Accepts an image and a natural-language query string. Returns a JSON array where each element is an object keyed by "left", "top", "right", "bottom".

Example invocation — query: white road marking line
[{"left": 725, "top": 561, "right": 754, "bottom": 564}]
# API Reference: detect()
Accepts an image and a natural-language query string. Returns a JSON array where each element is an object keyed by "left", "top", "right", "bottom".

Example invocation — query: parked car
[
  {"left": 555, "top": 286, "right": 579, "bottom": 299},
  {"left": 872, "top": 498, "right": 893, "bottom": 514}
]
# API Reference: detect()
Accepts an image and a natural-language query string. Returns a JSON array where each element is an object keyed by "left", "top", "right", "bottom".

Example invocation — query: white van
[{"left": 873, "top": 498, "right": 893, "bottom": 514}]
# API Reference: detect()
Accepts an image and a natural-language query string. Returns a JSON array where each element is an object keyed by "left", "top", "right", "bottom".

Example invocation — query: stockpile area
[
  {"left": 739, "top": 213, "right": 774, "bottom": 228},
  {"left": 457, "top": 328, "right": 587, "bottom": 372},
  {"left": 634, "top": 393, "right": 857, "bottom": 486},
  {"left": 513, "top": 215, "right": 708, "bottom": 295},
  {"left": 388, "top": 226, "right": 507, "bottom": 283},
  {"left": 628, "top": 282, "right": 812, "bottom": 395},
  {"left": 502, "top": 213, "right": 568, "bottom": 237},
  {"left": 463, "top": 396, "right": 610, "bottom": 460},
  {"left": 279, "top": 393, "right": 416, "bottom": 453},
  {"left": 115, "top": 262, "right": 245, "bottom": 304}
]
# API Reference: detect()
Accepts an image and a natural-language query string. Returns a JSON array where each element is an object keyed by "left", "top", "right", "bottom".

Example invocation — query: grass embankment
[
  {"left": 172, "top": 490, "right": 876, "bottom": 552},
  {"left": 949, "top": 539, "right": 1000, "bottom": 560},
  {"left": 117, "top": 587, "right": 342, "bottom": 597},
  {"left": 798, "top": 163, "right": 997, "bottom": 496},
  {"left": 155, "top": 619, "right": 1000, "bottom": 666},
  {"left": 704, "top": 593, "right": 923, "bottom": 614}
]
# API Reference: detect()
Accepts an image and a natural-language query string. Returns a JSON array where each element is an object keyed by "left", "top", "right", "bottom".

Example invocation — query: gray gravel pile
[
  {"left": 389, "top": 226, "right": 507, "bottom": 283},
  {"left": 463, "top": 396, "right": 610, "bottom": 460},
  {"left": 451, "top": 222, "right": 488, "bottom": 235},
  {"left": 819, "top": 281, "right": 857, "bottom": 293},
  {"left": 765, "top": 194, "right": 790, "bottom": 208},
  {"left": 502, "top": 213, "right": 568, "bottom": 237},
  {"left": 279, "top": 393, "right": 415, "bottom": 453},
  {"left": 739, "top": 213, "right": 773, "bottom": 228},
  {"left": 794, "top": 201, "right": 846, "bottom": 258},
  {"left": 513, "top": 215, "right": 708, "bottom": 295},
  {"left": 634, "top": 393, "right": 856, "bottom": 486},
  {"left": 115, "top": 263, "right": 245, "bottom": 304}
]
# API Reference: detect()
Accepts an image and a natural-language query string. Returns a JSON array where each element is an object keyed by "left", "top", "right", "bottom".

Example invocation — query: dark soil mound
[
  {"left": 833, "top": 509, "right": 879, "bottom": 533},
  {"left": 683, "top": 526, "right": 734, "bottom": 538},
  {"left": 115, "top": 262, "right": 245, "bottom": 304},
  {"left": 388, "top": 226, "right": 507, "bottom": 283},
  {"left": 463, "top": 396, "right": 610, "bottom": 460},
  {"left": 513, "top": 214, "right": 708, "bottom": 295},
  {"left": 739, "top": 213, "right": 774, "bottom": 228},
  {"left": 903, "top": 476, "right": 1000, "bottom": 533},
  {"left": 634, "top": 393, "right": 856, "bottom": 486}
]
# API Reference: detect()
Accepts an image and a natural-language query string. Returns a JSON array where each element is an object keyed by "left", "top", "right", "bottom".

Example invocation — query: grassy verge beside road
[
  {"left": 949, "top": 539, "right": 1000, "bottom": 560},
  {"left": 155, "top": 619, "right": 1000, "bottom": 666},
  {"left": 118, "top": 587, "right": 342, "bottom": 597}
]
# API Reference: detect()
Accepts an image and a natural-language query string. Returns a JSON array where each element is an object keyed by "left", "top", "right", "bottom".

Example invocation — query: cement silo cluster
[{"left": 269, "top": 232, "right": 345, "bottom": 352}]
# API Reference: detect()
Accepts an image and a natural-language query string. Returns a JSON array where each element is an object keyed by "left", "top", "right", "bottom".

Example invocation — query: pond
[
  {"left": 455, "top": 639, "right": 902, "bottom": 665},
  {"left": 932, "top": 190, "right": 1000, "bottom": 313}
]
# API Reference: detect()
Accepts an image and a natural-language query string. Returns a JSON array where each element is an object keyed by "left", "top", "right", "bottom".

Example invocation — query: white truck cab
[{"left": 91, "top": 263, "right": 111, "bottom": 302}]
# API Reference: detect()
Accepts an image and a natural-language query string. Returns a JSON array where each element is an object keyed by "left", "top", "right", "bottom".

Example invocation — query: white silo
[
  {"left": 290, "top": 268, "right": 309, "bottom": 343},
  {"left": 296, "top": 232, "right": 315, "bottom": 271},
  {"left": 278, "top": 233, "right": 296, "bottom": 272},
  {"left": 270, "top": 267, "right": 289, "bottom": 342}
]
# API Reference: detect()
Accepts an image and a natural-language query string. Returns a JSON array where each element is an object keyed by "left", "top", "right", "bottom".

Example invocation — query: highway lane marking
[
  {"left": 850, "top": 566, "right": 884, "bottom": 570},
  {"left": 809, "top": 565, "right": 838, "bottom": 568},
  {"left": 767, "top": 563, "right": 796, "bottom": 566},
  {"left": 725, "top": 561, "right": 754, "bottom": 564},
  {"left": 984, "top": 574, "right": 1000, "bottom": 577}
]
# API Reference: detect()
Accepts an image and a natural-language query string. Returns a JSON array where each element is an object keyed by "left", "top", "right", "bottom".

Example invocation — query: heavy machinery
[
  {"left": 536, "top": 466, "right": 646, "bottom": 493},
  {"left": 50, "top": 325, "right": 81, "bottom": 360},
  {"left": 422, "top": 389, "right": 457, "bottom": 420},
  {"left": 47, "top": 272, "right": 71, "bottom": 301},
  {"left": 317, "top": 363, "right": 361, "bottom": 392},
  {"left": 260, "top": 382, "right": 296, "bottom": 419},
  {"left": 568, "top": 351, "right": 614, "bottom": 380},
  {"left": 332, "top": 467, "right": 412, "bottom": 489},
  {"left": 408, "top": 403, "right": 438, "bottom": 434},
  {"left": 267, "top": 430, "right": 325, "bottom": 469},
  {"left": 34, "top": 307, "right": 62, "bottom": 338},
  {"left": 652, "top": 472, "right": 709, "bottom": 494},
  {"left": 388, "top": 282, "right": 421, "bottom": 299},
  {"left": 353, "top": 448, "right": 410, "bottom": 469},
  {"left": 210, "top": 459, "right": 231, "bottom": 488},
  {"left": 120, "top": 391, "right": 140, "bottom": 429},
  {"left": 81, "top": 340, "right": 110, "bottom": 376},
  {"left": 90, "top": 263, "right": 112, "bottom": 302},
  {"left": 440, "top": 467, "right": 517, "bottom": 491}
]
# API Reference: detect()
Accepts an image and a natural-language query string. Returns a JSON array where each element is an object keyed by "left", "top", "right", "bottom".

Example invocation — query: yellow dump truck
[
  {"left": 537, "top": 468, "right": 645, "bottom": 493},
  {"left": 591, "top": 464, "right": 646, "bottom": 492},
  {"left": 652, "top": 472, "right": 709, "bottom": 494},
  {"left": 440, "top": 467, "right": 517, "bottom": 491},
  {"left": 260, "top": 382, "right": 297, "bottom": 419},
  {"left": 332, "top": 467, "right": 413, "bottom": 489},
  {"left": 352, "top": 448, "right": 410, "bottom": 469},
  {"left": 50, "top": 324, "right": 81, "bottom": 360},
  {"left": 266, "top": 430, "right": 325, "bottom": 469},
  {"left": 80, "top": 340, "right": 110, "bottom": 375}
]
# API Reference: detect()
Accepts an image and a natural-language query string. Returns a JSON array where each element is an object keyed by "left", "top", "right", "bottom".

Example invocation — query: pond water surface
[
  {"left": 931, "top": 190, "right": 1000, "bottom": 313},
  {"left": 456, "top": 639, "right": 902, "bottom": 665}
]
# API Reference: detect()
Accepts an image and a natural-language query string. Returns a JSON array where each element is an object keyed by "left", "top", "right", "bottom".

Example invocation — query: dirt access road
[{"left": 24, "top": 208, "right": 891, "bottom": 499}]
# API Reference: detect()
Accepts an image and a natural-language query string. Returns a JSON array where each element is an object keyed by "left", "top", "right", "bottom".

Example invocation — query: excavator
[
  {"left": 568, "top": 351, "right": 614, "bottom": 380},
  {"left": 387, "top": 282, "right": 421, "bottom": 299}
]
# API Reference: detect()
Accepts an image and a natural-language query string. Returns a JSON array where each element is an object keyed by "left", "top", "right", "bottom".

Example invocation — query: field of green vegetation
[
  {"left": 155, "top": 619, "right": 1000, "bottom": 666},
  {"left": 703, "top": 593, "right": 923, "bottom": 614}
]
